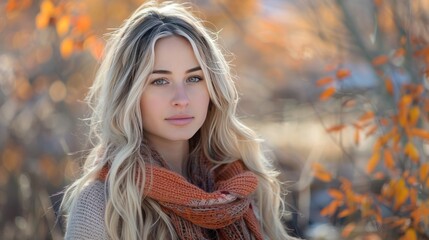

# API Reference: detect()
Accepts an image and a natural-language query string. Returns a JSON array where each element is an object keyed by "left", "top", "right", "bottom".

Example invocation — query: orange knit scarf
[{"left": 98, "top": 151, "right": 264, "bottom": 240}]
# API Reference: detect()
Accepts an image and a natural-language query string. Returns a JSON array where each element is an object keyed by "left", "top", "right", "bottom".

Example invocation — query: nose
[{"left": 171, "top": 85, "right": 189, "bottom": 108}]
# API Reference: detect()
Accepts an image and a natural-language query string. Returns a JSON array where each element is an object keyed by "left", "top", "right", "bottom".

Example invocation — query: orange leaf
[
  {"left": 320, "top": 200, "right": 341, "bottom": 216},
  {"left": 407, "top": 176, "right": 417, "bottom": 185},
  {"left": 374, "top": 172, "right": 385, "bottom": 180},
  {"left": 338, "top": 208, "right": 355, "bottom": 218},
  {"left": 390, "top": 218, "right": 407, "bottom": 228},
  {"left": 409, "top": 128, "right": 429, "bottom": 141},
  {"left": 420, "top": 163, "right": 429, "bottom": 182},
  {"left": 394, "top": 48, "right": 406, "bottom": 57},
  {"left": 328, "top": 189, "right": 344, "bottom": 200},
  {"left": 385, "top": 78, "right": 394, "bottom": 95},
  {"left": 6, "top": 0, "right": 18, "bottom": 12},
  {"left": 319, "top": 87, "right": 336, "bottom": 101},
  {"left": 404, "top": 142, "right": 419, "bottom": 163},
  {"left": 366, "top": 125, "right": 378, "bottom": 137},
  {"left": 316, "top": 77, "right": 334, "bottom": 87},
  {"left": 394, "top": 179, "right": 409, "bottom": 210},
  {"left": 342, "top": 99, "right": 356, "bottom": 108},
  {"left": 60, "top": 38, "right": 74, "bottom": 58},
  {"left": 341, "top": 223, "right": 356, "bottom": 238},
  {"left": 324, "top": 63, "right": 337, "bottom": 72},
  {"left": 367, "top": 152, "right": 380, "bottom": 173},
  {"left": 380, "top": 117, "right": 389, "bottom": 126},
  {"left": 312, "top": 163, "right": 333, "bottom": 182},
  {"left": 384, "top": 149, "right": 395, "bottom": 170},
  {"left": 84, "top": 36, "right": 105, "bottom": 60},
  {"left": 359, "top": 111, "right": 375, "bottom": 122},
  {"left": 340, "top": 177, "right": 352, "bottom": 191},
  {"left": 374, "top": 0, "right": 383, "bottom": 7},
  {"left": 75, "top": 15, "right": 91, "bottom": 33},
  {"left": 400, "top": 228, "right": 417, "bottom": 240},
  {"left": 372, "top": 55, "right": 389, "bottom": 66},
  {"left": 326, "top": 124, "right": 346, "bottom": 132},
  {"left": 336, "top": 69, "right": 351, "bottom": 80}
]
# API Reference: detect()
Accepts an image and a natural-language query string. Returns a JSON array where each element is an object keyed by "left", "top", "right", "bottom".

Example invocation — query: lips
[{"left": 165, "top": 114, "right": 194, "bottom": 126}]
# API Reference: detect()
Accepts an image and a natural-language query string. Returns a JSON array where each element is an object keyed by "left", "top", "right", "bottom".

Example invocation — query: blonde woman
[{"left": 61, "top": 1, "right": 297, "bottom": 239}]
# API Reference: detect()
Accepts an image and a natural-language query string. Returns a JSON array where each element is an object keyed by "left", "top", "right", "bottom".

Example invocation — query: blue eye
[
  {"left": 151, "top": 78, "right": 169, "bottom": 85},
  {"left": 187, "top": 76, "right": 203, "bottom": 83}
]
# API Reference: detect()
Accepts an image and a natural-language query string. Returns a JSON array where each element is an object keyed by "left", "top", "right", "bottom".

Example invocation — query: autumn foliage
[{"left": 312, "top": 1, "right": 429, "bottom": 237}]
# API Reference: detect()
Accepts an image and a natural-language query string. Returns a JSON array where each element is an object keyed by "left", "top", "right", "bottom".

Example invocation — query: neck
[{"left": 146, "top": 138, "right": 189, "bottom": 176}]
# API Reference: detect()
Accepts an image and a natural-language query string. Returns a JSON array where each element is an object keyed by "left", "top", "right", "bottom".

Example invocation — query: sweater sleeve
[{"left": 65, "top": 180, "right": 109, "bottom": 240}]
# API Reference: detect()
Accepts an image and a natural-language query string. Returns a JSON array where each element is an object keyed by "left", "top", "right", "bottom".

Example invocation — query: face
[{"left": 140, "top": 36, "right": 210, "bottom": 145}]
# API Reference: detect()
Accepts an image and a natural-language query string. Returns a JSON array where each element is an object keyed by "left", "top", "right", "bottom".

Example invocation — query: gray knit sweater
[
  {"left": 64, "top": 181, "right": 266, "bottom": 239},
  {"left": 65, "top": 180, "right": 109, "bottom": 239}
]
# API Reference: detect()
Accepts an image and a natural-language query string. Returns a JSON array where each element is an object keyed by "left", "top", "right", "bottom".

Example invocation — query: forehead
[{"left": 152, "top": 36, "right": 200, "bottom": 69}]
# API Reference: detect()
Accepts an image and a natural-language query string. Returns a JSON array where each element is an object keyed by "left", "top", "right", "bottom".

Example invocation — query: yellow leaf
[
  {"left": 316, "top": 77, "right": 334, "bottom": 87},
  {"left": 36, "top": 13, "right": 50, "bottom": 29},
  {"left": 394, "top": 179, "right": 409, "bottom": 210},
  {"left": 400, "top": 228, "right": 417, "bottom": 240},
  {"left": 404, "top": 142, "right": 419, "bottom": 163},
  {"left": 367, "top": 152, "right": 380, "bottom": 174},
  {"left": 56, "top": 15, "right": 70, "bottom": 36},
  {"left": 40, "top": 0, "right": 55, "bottom": 15},
  {"left": 319, "top": 87, "right": 336, "bottom": 101},
  {"left": 408, "top": 106, "right": 420, "bottom": 126},
  {"left": 400, "top": 94, "right": 413, "bottom": 107},
  {"left": 420, "top": 163, "right": 429, "bottom": 182},
  {"left": 60, "top": 38, "right": 74, "bottom": 58}
]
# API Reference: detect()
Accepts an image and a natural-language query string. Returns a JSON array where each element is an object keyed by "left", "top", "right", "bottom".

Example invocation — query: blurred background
[{"left": 1, "top": 0, "right": 429, "bottom": 239}]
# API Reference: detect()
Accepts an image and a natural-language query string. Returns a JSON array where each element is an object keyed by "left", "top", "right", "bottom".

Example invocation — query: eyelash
[
  {"left": 151, "top": 78, "right": 168, "bottom": 85},
  {"left": 187, "top": 76, "right": 203, "bottom": 83},
  {"left": 150, "top": 76, "right": 203, "bottom": 85}
]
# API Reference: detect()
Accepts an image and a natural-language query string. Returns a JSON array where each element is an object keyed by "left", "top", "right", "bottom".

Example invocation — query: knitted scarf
[{"left": 98, "top": 150, "right": 264, "bottom": 240}]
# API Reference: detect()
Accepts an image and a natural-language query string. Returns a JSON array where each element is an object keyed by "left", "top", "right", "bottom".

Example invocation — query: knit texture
[
  {"left": 64, "top": 180, "right": 109, "bottom": 240},
  {"left": 98, "top": 150, "right": 263, "bottom": 240}
]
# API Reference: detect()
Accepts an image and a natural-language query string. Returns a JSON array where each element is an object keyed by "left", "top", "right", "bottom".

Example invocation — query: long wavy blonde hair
[{"left": 61, "top": 1, "right": 295, "bottom": 239}]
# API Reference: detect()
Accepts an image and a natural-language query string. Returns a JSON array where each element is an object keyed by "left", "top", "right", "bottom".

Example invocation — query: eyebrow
[{"left": 152, "top": 66, "right": 202, "bottom": 74}]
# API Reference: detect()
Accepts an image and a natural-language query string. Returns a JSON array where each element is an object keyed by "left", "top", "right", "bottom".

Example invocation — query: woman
[{"left": 62, "top": 1, "right": 297, "bottom": 239}]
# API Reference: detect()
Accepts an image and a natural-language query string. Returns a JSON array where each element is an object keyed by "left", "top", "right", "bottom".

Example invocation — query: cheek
[{"left": 140, "top": 95, "right": 157, "bottom": 124}]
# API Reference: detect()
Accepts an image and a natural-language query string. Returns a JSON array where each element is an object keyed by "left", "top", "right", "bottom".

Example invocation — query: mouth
[{"left": 165, "top": 115, "right": 194, "bottom": 126}]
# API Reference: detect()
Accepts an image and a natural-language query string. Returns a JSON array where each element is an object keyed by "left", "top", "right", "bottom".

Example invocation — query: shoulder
[{"left": 65, "top": 180, "right": 109, "bottom": 240}]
